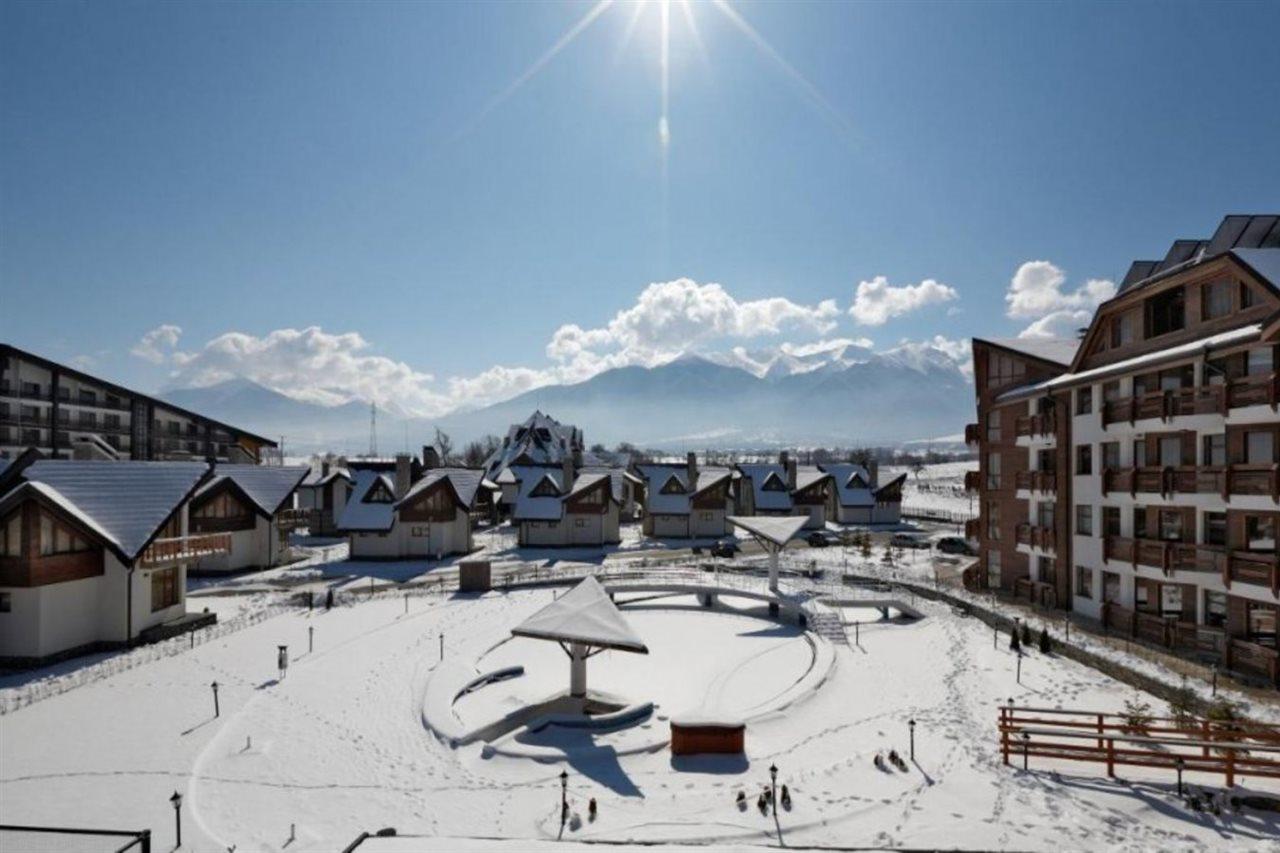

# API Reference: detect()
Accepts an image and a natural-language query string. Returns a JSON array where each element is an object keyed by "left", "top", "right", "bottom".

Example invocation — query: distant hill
[{"left": 162, "top": 344, "right": 974, "bottom": 454}]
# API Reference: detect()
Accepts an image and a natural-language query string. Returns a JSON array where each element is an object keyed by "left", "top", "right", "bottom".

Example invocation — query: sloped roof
[
  {"left": 396, "top": 468, "right": 487, "bottom": 511},
  {"left": 511, "top": 576, "right": 648, "bottom": 653},
  {"left": 794, "top": 468, "right": 832, "bottom": 493},
  {"left": 0, "top": 480, "right": 122, "bottom": 553},
  {"left": 483, "top": 410, "right": 581, "bottom": 480},
  {"left": 1232, "top": 248, "right": 1280, "bottom": 291},
  {"left": 636, "top": 464, "right": 731, "bottom": 515},
  {"left": 981, "top": 337, "right": 1079, "bottom": 366},
  {"left": 818, "top": 463, "right": 875, "bottom": 508},
  {"left": 509, "top": 465, "right": 568, "bottom": 521},
  {"left": 200, "top": 464, "right": 309, "bottom": 516},
  {"left": 736, "top": 464, "right": 794, "bottom": 511},
  {"left": 15, "top": 460, "right": 211, "bottom": 560},
  {"left": 336, "top": 469, "right": 397, "bottom": 532},
  {"left": 300, "top": 467, "right": 351, "bottom": 488},
  {"left": 728, "top": 515, "right": 808, "bottom": 549}
]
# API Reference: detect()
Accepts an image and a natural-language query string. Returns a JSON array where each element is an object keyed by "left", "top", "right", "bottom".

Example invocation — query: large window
[
  {"left": 151, "top": 567, "right": 180, "bottom": 612},
  {"left": 38, "top": 513, "right": 90, "bottom": 556},
  {"left": 1110, "top": 314, "right": 1135, "bottom": 348},
  {"left": 1101, "top": 442, "right": 1120, "bottom": 470},
  {"left": 1102, "top": 506, "right": 1121, "bottom": 537},
  {"left": 1158, "top": 435, "right": 1183, "bottom": 466},
  {"left": 1245, "top": 515, "right": 1276, "bottom": 552},
  {"left": 1158, "top": 509, "right": 1184, "bottom": 542},
  {"left": 1036, "top": 502, "right": 1055, "bottom": 529},
  {"left": 986, "top": 452, "right": 1001, "bottom": 489},
  {"left": 1075, "top": 387, "right": 1093, "bottom": 416},
  {"left": 1103, "top": 571, "right": 1121, "bottom": 603},
  {"left": 1075, "top": 444, "right": 1092, "bottom": 476},
  {"left": 1203, "top": 279, "right": 1233, "bottom": 320},
  {"left": 1245, "top": 429, "right": 1276, "bottom": 464},
  {"left": 1146, "top": 287, "right": 1185, "bottom": 338},
  {"left": 986, "top": 550, "right": 1001, "bottom": 589},
  {"left": 986, "top": 412, "right": 1001, "bottom": 442},
  {"left": 1204, "top": 590, "right": 1227, "bottom": 628},
  {"left": 1133, "top": 439, "right": 1148, "bottom": 467},
  {"left": 1075, "top": 505, "right": 1093, "bottom": 537},
  {"left": 986, "top": 352, "right": 1026, "bottom": 389},
  {"left": 1075, "top": 566, "right": 1093, "bottom": 599},
  {"left": 1203, "top": 511, "right": 1227, "bottom": 547},
  {"left": 986, "top": 501, "right": 1000, "bottom": 540},
  {"left": 1, "top": 512, "right": 20, "bottom": 557},
  {"left": 1247, "top": 346, "right": 1276, "bottom": 375},
  {"left": 1203, "top": 434, "right": 1226, "bottom": 466}
]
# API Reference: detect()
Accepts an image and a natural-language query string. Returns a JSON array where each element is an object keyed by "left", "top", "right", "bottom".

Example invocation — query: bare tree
[
  {"left": 462, "top": 441, "right": 487, "bottom": 468},
  {"left": 434, "top": 427, "right": 454, "bottom": 465}
]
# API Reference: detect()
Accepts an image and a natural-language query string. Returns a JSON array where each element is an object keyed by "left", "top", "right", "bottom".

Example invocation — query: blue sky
[{"left": 3, "top": 0, "right": 1278, "bottom": 415}]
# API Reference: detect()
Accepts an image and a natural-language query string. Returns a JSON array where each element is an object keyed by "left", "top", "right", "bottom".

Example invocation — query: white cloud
[
  {"left": 1018, "top": 309, "right": 1094, "bottom": 340},
  {"left": 849, "top": 276, "right": 958, "bottom": 326},
  {"left": 1005, "top": 260, "right": 1115, "bottom": 323},
  {"left": 130, "top": 324, "right": 183, "bottom": 364}
]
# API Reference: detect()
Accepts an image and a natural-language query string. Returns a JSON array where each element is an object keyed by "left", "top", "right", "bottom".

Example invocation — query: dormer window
[
  {"left": 531, "top": 476, "right": 561, "bottom": 498},
  {"left": 761, "top": 472, "right": 788, "bottom": 491},
  {"left": 660, "top": 475, "right": 685, "bottom": 495},
  {"left": 846, "top": 473, "right": 867, "bottom": 490},
  {"left": 1110, "top": 314, "right": 1134, "bottom": 348},
  {"left": 365, "top": 480, "right": 394, "bottom": 503},
  {"left": 1145, "top": 287, "right": 1185, "bottom": 338},
  {"left": 1202, "top": 279, "right": 1232, "bottom": 320}
]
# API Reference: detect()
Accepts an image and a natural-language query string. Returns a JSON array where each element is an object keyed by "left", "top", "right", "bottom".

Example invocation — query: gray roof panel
[{"left": 203, "top": 464, "right": 309, "bottom": 516}]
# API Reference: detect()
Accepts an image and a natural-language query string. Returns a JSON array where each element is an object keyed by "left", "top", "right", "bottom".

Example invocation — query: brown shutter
[{"left": 1180, "top": 506, "right": 1196, "bottom": 543}]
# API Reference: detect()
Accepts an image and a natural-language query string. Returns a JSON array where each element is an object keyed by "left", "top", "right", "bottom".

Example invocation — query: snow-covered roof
[
  {"left": 818, "top": 463, "right": 874, "bottom": 508},
  {"left": 483, "top": 411, "right": 582, "bottom": 480},
  {"left": 794, "top": 468, "right": 832, "bottom": 493},
  {"left": 982, "top": 337, "right": 1079, "bottom": 366},
  {"left": 12, "top": 460, "right": 211, "bottom": 560},
  {"left": 510, "top": 576, "right": 648, "bottom": 653},
  {"left": 199, "top": 464, "right": 309, "bottom": 517},
  {"left": 0, "top": 480, "right": 123, "bottom": 553},
  {"left": 997, "top": 323, "right": 1264, "bottom": 402},
  {"left": 300, "top": 467, "right": 351, "bottom": 488},
  {"left": 395, "top": 468, "right": 487, "bottom": 511},
  {"left": 727, "top": 515, "right": 809, "bottom": 549},
  {"left": 509, "top": 465, "right": 620, "bottom": 521},
  {"left": 735, "top": 464, "right": 794, "bottom": 512},
  {"left": 337, "top": 469, "right": 397, "bottom": 532},
  {"left": 581, "top": 466, "right": 638, "bottom": 501},
  {"left": 636, "top": 464, "right": 731, "bottom": 515}
]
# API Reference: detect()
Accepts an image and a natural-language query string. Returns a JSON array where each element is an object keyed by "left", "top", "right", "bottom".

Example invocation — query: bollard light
[
  {"left": 170, "top": 790, "right": 183, "bottom": 847},
  {"left": 908, "top": 719, "right": 916, "bottom": 761},
  {"left": 211, "top": 681, "right": 220, "bottom": 718},
  {"left": 1020, "top": 732, "right": 1030, "bottom": 771}
]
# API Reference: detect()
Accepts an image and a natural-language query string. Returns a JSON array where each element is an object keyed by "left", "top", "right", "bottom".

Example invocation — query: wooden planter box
[{"left": 670, "top": 720, "right": 745, "bottom": 756}]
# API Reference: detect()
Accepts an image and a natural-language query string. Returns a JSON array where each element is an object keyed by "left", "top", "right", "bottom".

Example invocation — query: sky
[{"left": 2, "top": 0, "right": 1279, "bottom": 416}]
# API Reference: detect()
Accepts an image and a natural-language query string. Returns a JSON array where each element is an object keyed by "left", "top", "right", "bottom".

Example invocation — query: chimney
[
  {"left": 572, "top": 446, "right": 583, "bottom": 468},
  {"left": 394, "top": 453, "right": 412, "bottom": 498},
  {"left": 321, "top": 461, "right": 330, "bottom": 477},
  {"left": 867, "top": 459, "right": 879, "bottom": 489},
  {"left": 422, "top": 445, "right": 440, "bottom": 470},
  {"left": 686, "top": 451, "right": 698, "bottom": 484},
  {"left": 785, "top": 455, "right": 797, "bottom": 490},
  {"left": 562, "top": 456, "right": 575, "bottom": 493}
]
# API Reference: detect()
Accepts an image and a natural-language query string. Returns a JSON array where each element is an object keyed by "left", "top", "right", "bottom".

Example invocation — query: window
[
  {"left": 1102, "top": 506, "right": 1121, "bottom": 537},
  {"left": 986, "top": 550, "right": 1001, "bottom": 588},
  {"left": 1205, "top": 591, "right": 1227, "bottom": 628},
  {"left": 1246, "top": 601, "right": 1277, "bottom": 644},
  {"left": 151, "top": 567, "right": 179, "bottom": 612},
  {"left": 38, "top": 513, "right": 90, "bottom": 556},
  {"left": 1101, "top": 442, "right": 1120, "bottom": 470},
  {"left": 986, "top": 501, "right": 1000, "bottom": 540},
  {"left": 1245, "top": 515, "right": 1276, "bottom": 552},
  {"left": 365, "top": 480, "right": 394, "bottom": 503},
  {"left": 1132, "top": 440, "right": 1147, "bottom": 467},
  {"left": 0, "top": 592, "right": 10, "bottom": 613},
  {"left": 1110, "top": 314, "right": 1135, "bottom": 347},
  {"left": 1075, "top": 566, "right": 1093, "bottom": 599},
  {"left": 1, "top": 513, "right": 19, "bottom": 557},
  {"left": 986, "top": 352, "right": 1026, "bottom": 389},
  {"left": 1158, "top": 509, "right": 1184, "bottom": 542},
  {"left": 1158, "top": 435, "right": 1183, "bottom": 466},
  {"left": 986, "top": 452, "right": 1001, "bottom": 489},
  {"left": 1159, "top": 365, "right": 1193, "bottom": 391},
  {"left": 1102, "top": 571, "right": 1121, "bottom": 604},
  {"left": 1145, "top": 287, "right": 1185, "bottom": 337},
  {"left": 659, "top": 475, "right": 686, "bottom": 495},
  {"left": 699, "top": 511, "right": 713, "bottom": 521},
  {"left": 1203, "top": 279, "right": 1232, "bottom": 320},
  {"left": 1203, "top": 512, "right": 1226, "bottom": 546},
  {"left": 1203, "top": 434, "right": 1226, "bottom": 466},
  {"left": 1132, "top": 506, "right": 1148, "bottom": 539},
  {"left": 1247, "top": 347, "right": 1275, "bottom": 376},
  {"left": 1245, "top": 430, "right": 1276, "bottom": 464},
  {"left": 1075, "top": 444, "right": 1092, "bottom": 475},
  {"left": 1241, "top": 283, "right": 1257, "bottom": 309},
  {"left": 986, "top": 412, "right": 1001, "bottom": 442},
  {"left": 1036, "top": 556, "right": 1057, "bottom": 584},
  {"left": 1036, "top": 502, "right": 1055, "bottom": 529},
  {"left": 1102, "top": 381, "right": 1122, "bottom": 403},
  {"left": 574, "top": 518, "right": 586, "bottom": 528},
  {"left": 761, "top": 472, "right": 787, "bottom": 491},
  {"left": 1075, "top": 505, "right": 1093, "bottom": 537},
  {"left": 1075, "top": 387, "right": 1093, "bottom": 416}
]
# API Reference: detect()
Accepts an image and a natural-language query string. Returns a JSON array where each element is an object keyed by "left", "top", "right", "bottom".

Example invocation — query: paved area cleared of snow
[{"left": 2, "top": 570, "right": 1278, "bottom": 852}]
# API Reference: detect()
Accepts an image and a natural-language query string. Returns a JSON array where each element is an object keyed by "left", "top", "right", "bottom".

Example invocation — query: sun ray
[
  {"left": 660, "top": 0, "right": 670, "bottom": 148},
  {"left": 678, "top": 0, "right": 711, "bottom": 70},
  {"left": 613, "top": 0, "right": 648, "bottom": 65},
  {"left": 710, "top": 0, "right": 855, "bottom": 139},
  {"left": 458, "top": 0, "right": 616, "bottom": 137}
]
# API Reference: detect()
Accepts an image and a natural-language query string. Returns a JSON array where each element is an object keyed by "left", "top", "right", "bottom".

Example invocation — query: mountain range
[{"left": 160, "top": 343, "right": 975, "bottom": 454}]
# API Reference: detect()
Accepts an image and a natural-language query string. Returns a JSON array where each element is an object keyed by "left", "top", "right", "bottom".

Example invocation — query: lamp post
[
  {"left": 769, "top": 762, "right": 778, "bottom": 807},
  {"left": 1211, "top": 664, "right": 1218, "bottom": 697},
  {"left": 1020, "top": 732, "right": 1030, "bottom": 770},
  {"left": 559, "top": 769, "right": 569, "bottom": 823},
  {"left": 210, "top": 681, "right": 219, "bottom": 718},
  {"left": 170, "top": 790, "right": 183, "bottom": 847},
  {"left": 908, "top": 719, "right": 916, "bottom": 761},
  {"left": 1176, "top": 756, "right": 1185, "bottom": 796},
  {"left": 308, "top": 625, "right": 314, "bottom": 654}
]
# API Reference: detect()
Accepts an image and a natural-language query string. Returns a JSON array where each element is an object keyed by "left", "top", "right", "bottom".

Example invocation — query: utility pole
[{"left": 369, "top": 402, "right": 378, "bottom": 457}]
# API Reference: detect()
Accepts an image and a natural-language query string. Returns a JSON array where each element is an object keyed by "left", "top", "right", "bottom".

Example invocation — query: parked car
[
  {"left": 935, "top": 536, "right": 978, "bottom": 556},
  {"left": 806, "top": 530, "right": 837, "bottom": 547},
  {"left": 710, "top": 539, "right": 740, "bottom": 558},
  {"left": 890, "top": 532, "right": 931, "bottom": 550}
]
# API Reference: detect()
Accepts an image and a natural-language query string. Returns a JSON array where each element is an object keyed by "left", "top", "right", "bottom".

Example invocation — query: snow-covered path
[{"left": 1, "top": 585, "right": 1276, "bottom": 851}]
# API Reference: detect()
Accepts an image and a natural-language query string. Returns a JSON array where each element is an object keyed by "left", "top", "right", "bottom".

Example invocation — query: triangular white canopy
[
  {"left": 728, "top": 515, "right": 809, "bottom": 550},
  {"left": 511, "top": 576, "right": 648, "bottom": 654}
]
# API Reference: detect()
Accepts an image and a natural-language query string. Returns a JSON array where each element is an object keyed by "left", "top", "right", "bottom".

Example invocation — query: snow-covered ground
[
  {"left": 884, "top": 460, "right": 977, "bottom": 519},
  {"left": 2, "top": 567, "right": 1276, "bottom": 852}
]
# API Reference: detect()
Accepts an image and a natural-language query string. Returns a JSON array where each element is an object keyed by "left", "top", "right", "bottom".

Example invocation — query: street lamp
[
  {"left": 559, "top": 769, "right": 569, "bottom": 822},
  {"left": 210, "top": 681, "right": 219, "bottom": 718},
  {"left": 170, "top": 790, "right": 183, "bottom": 847},
  {"left": 908, "top": 719, "right": 916, "bottom": 761},
  {"left": 1176, "top": 756, "right": 1185, "bottom": 796},
  {"left": 769, "top": 762, "right": 778, "bottom": 809},
  {"left": 1020, "top": 732, "right": 1030, "bottom": 771}
]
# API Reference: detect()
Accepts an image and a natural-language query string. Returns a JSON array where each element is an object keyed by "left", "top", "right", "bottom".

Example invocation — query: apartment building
[
  {"left": 967, "top": 214, "right": 1280, "bottom": 685},
  {"left": 0, "top": 344, "right": 278, "bottom": 464}
]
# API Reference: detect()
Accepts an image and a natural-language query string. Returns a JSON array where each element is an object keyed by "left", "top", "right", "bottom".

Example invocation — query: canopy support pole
[
  {"left": 768, "top": 548, "right": 780, "bottom": 591},
  {"left": 569, "top": 641, "right": 589, "bottom": 698}
]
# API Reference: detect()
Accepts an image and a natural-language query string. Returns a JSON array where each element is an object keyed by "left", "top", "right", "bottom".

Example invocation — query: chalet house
[
  {"left": 966, "top": 213, "right": 1280, "bottom": 685},
  {"left": 338, "top": 452, "right": 490, "bottom": 560},
  {"left": 484, "top": 411, "right": 583, "bottom": 487},
  {"left": 510, "top": 460, "right": 624, "bottom": 547},
  {"left": 187, "top": 464, "right": 310, "bottom": 574},
  {"left": 637, "top": 455, "right": 733, "bottom": 539},
  {"left": 295, "top": 463, "right": 353, "bottom": 536},
  {"left": 734, "top": 453, "right": 834, "bottom": 529},
  {"left": 0, "top": 457, "right": 230, "bottom": 666},
  {"left": 819, "top": 462, "right": 907, "bottom": 525}
]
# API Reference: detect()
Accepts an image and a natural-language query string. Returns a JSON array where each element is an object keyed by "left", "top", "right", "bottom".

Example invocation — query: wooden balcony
[
  {"left": 139, "top": 533, "right": 231, "bottom": 568},
  {"left": 1015, "top": 522, "right": 1056, "bottom": 551},
  {"left": 1013, "top": 576, "right": 1057, "bottom": 608},
  {"left": 964, "top": 470, "right": 981, "bottom": 492},
  {"left": 964, "top": 422, "right": 981, "bottom": 446},
  {"left": 964, "top": 517, "right": 980, "bottom": 539},
  {"left": 276, "top": 508, "right": 313, "bottom": 531},
  {"left": 1228, "top": 550, "right": 1280, "bottom": 596},
  {"left": 1014, "top": 470, "right": 1057, "bottom": 493},
  {"left": 1014, "top": 412, "right": 1056, "bottom": 439},
  {"left": 1102, "top": 372, "right": 1280, "bottom": 426},
  {"left": 1102, "top": 602, "right": 1278, "bottom": 685},
  {"left": 1102, "top": 464, "right": 1280, "bottom": 503},
  {"left": 1104, "top": 535, "right": 1277, "bottom": 595}
]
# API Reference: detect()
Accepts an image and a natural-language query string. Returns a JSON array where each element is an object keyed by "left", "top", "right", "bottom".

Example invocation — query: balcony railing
[
  {"left": 1013, "top": 576, "right": 1057, "bottom": 608},
  {"left": 1015, "top": 522, "right": 1056, "bottom": 551},
  {"left": 1014, "top": 412, "right": 1056, "bottom": 439},
  {"left": 276, "top": 508, "right": 313, "bottom": 531},
  {"left": 1014, "top": 470, "right": 1057, "bottom": 493},
  {"left": 1102, "top": 464, "right": 1280, "bottom": 502},
  {"left": 1102, "top": 602, "right": 1278, "bottom": 684},
  {"left": 1104, "top": 535, "right": 1278, "bottom": 595},
  {"left": 964, "top": 423, "right": 981, "bottom": 446},
  {"left": 139, "top": 533, "right": 231, "bottom": 568},
  {"left": 964, "top": 470, "right": 981, "bottom": 492},
  {"left": 1102, "top": 372, "right": 1280, "bottom": 426}
]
